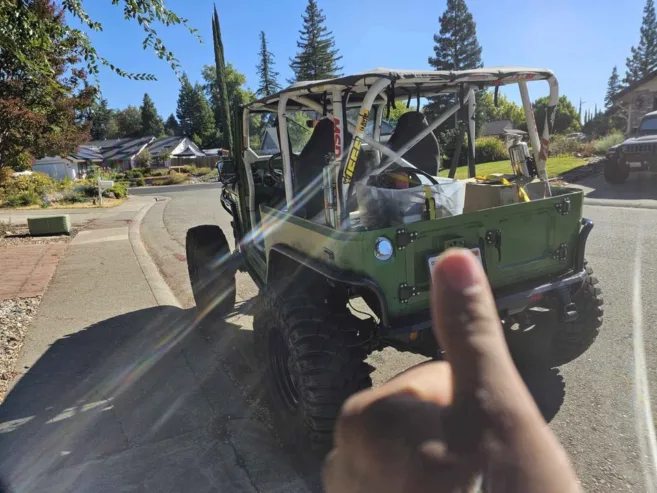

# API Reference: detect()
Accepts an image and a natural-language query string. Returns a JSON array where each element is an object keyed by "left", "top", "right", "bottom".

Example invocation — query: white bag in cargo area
[{"left": 356, "top": 178, "right": 466, "bottom": 229}]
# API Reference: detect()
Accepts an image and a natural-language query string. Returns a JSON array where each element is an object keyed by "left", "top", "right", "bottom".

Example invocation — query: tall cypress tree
[
  {"left": 625, "top": 0, "right": 657, "bottom": 84},
  {"left": 289, "top": 0, "right": 342, "bottom": 82},
  {"left": 426, "top": 0, "right": 483, "bottom": 127},
  {"left": 256, "top": 31, "right": 282, "bottom": 97},
  {"left": 212, "top": 5, "right": 233, "bottom": 153},
  {"left": 605, "top": 66, "right": 622, "bottom": 109},
  {"left": 140, "top": 93, "right": 164, "bottom": 137}
]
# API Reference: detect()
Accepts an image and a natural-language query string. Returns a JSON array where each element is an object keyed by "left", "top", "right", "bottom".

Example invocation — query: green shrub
[
  {"left": 593, "top": 132, "right": 624, "bottom": 155},
  {"left": 61, "top": 191, "right": 89, "bottom": 204},
  {"left": 193, "top": 167, "right": 212, "bottom": 176},
  {"left": 134, "top": 149, "right": 153, "bottom": 168},
  {"left": 103, "top": 181, "right": 129, "bottom": 199},
  {"left": 127, "top": 170, "right": 143, "bottom": 179},
  {"left": 152, "top": 172, "right": 187, "bottom": 186},
  {"left": 150, "top": 168, "right": 169, "bottom": 177},
  {"left": 474, "top": 137, "right": 509, "bottom": 164},
  {"left": 0, "top": 173, "right": 54, "bottom": 201},
  {"left": 135, "top": 177, "right": 146, "bottom": 187},
  {"left": 3, "top": 190, "right": 41, "bottom": 207},
  {"left": 549, "top": 135, "right": 584, "bottom": 156},
  {"left": 75, "top": 182, "right": 98, "bottom": 198}
]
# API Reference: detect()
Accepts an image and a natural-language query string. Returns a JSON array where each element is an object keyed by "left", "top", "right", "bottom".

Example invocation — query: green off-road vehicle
[{"left": 186, "top": 68, "right": 603, "bottom": 452}]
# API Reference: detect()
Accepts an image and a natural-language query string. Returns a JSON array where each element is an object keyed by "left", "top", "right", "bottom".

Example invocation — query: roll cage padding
[{"left": 386, "top": 111, "right": 441, "bottom": 175}]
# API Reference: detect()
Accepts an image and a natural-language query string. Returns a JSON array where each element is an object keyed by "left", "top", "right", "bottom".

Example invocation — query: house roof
[
  {"left": 71, "top": 146, "right": 104, "bottom": 161},
  {"left": 146, "top": 136, "right": 184, "bottom": 155},
  {"left": 33, "top": 156, "right": 72, "bottom": 167},
  {"left": 613, "top": 69, "right": 657, "bottom": 102},
  {"left": 480, "top": 119, "right": 513, "bottom": 136},
  {"left": 201, "top": 148, "right": 222, "bottom": 156},
  {"left": 102, "top": 137, "right": 154, "bottom": 161}
]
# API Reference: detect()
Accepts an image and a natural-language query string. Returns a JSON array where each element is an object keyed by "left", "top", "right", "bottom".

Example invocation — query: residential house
[
  {"left": 146, "top": 137, "right": 205, "bottom": 167},
  {"left": 33, "top": 145, "right": 103, "bottom": 180},
  {"left": 480, "top": 119, "right": 527, "bottom": 140},
  {"left": 88, "top": 137, "right": 154, "bottom": 169},
  {"left": 87, "top": 136, "right": 206, "bottom": 169},
  {"left": 612, "top": 70, "right": 657, "bottom": 133}
]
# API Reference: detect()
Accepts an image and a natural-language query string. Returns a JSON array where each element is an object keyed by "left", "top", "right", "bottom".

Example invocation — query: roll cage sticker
[
  {"left": 334, "top": 117, "right": 342, "bottom": 159},
  {"left": 342, "top": 110, "right": 369, "bottom": 184}
]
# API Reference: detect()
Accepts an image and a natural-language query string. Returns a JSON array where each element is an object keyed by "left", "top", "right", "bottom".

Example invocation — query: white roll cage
[{"left": 241, "top": 68, "right": 559, "bottom": 231}]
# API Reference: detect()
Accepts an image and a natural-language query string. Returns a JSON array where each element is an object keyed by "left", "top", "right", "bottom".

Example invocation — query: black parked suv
[{"left": 605, "top": 110, "right": 657, "bottom": 184}]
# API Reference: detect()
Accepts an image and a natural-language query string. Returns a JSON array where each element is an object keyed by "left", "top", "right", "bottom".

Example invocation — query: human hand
[{"left": 322, "top": 249, "right": 580, "bottom": 493}]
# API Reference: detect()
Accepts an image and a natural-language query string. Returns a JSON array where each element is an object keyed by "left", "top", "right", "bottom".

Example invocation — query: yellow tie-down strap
[{"left": 475, "top": 175, "right": 531, "bottom": 203}]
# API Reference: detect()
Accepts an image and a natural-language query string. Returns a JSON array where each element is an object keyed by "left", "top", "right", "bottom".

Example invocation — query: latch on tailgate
[
  {"left": 485, "top": 229, "right": 502, "bottom": 261},
  {"left": 399, "top": 283, "right": 418, "bottom": 303},
  {"left": 554, "top": 197, "right": 571, "bottom": 215},
  {"left": 552, "top": 243, "right": 568, "bottom": 261},
  {"left": 396, "top": 229, "right": 418, "bottom": 250}
]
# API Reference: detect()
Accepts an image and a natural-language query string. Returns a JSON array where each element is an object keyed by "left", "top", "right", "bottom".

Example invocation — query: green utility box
[{"left": 27, "top": 215, "right": 71, "bottom": 236}]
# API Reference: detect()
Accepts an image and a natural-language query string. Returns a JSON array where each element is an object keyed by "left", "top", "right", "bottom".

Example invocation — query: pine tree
[
  {"left": 89, "top": 98, "right": 114, "bottom": 141},
  {"left": 289, "top": 0, "right": 342, "bottom": 82},
  {"left": 190, "top": 83, "right": 216, "bottom": 147},
  {"left": 426, "top": 0, "right": 483, "bottom": 127},
  {"left": 176, "top": 73, "right": 196, "bottom": 137},
  {"left": 256, "top": 31, "right": 282, "bottom": 96},
  {"left": 164, "top": 114, "right": 180, "bottom": 136},
  {"left": 212, "top": 5, "right": 233, "bottom": 153},
  {"left": 140, "top": 93, "right": 164, "bottom": 137},
  {"left": 605, "top": 66, "right": 622, "bottom": 109},
  {"left": 625, "top": 0, "right": 657, "bottom": 84}
]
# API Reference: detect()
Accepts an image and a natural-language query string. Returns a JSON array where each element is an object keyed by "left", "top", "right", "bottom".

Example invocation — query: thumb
[{"left": 430, "top": 248, "right": 518, "bottom": 400}]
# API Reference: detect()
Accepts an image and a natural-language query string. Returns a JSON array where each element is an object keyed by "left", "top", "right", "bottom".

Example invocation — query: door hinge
[
  {"left": 396, "top": 229, "right": 418, "bottom": 250},
  {"left": 554, "top": 197, "right": 571, "bottom": 216},
  {"left": 399, "top": 283, "right": 418, "bottom": 303},
  {"left": 552, "top": 243, "right": 568, "bottom": 261}
]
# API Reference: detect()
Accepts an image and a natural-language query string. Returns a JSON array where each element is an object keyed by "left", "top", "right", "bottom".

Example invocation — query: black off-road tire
[
  {"left": 604, "top": 159, "right": 629, "bottom": 185},
  {"left": 253, "top": 287, "right": 372, "bottom": 455},
  {"left": 550, "top": 264, "right": 603, "bottom": 367},
  {"left": 186, "top": 225, "right": 236, "bottom": 318}
]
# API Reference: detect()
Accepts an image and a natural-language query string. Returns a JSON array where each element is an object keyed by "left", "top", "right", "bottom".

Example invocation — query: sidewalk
[{"left": 0, "top": 197, "right": 313, "bottom": 493}]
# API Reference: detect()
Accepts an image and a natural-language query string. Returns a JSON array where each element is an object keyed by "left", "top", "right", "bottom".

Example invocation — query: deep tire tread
[{"left": 255, "top": 286, "right": 371, "bottom": 454}]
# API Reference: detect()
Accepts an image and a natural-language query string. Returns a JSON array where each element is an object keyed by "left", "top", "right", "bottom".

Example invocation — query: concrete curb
[
  {"left": 129, "top": 198, "right": 182, "bottom": 308},
  {"left": 584, "top": 198, "right": 657, "bottom": 210}
]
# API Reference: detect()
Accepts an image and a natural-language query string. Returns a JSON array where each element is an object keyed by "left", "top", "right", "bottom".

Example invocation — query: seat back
[
  {"left": 386, "top": 111, "right": 440, "bottom": 175},
  {"left": 294, "top": 118, "right": 335, "bottom": 217}
]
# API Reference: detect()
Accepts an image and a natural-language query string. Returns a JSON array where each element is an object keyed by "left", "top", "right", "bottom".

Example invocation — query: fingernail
[{"left": 434, "top": 250, "right": 481, "bottom": 292}]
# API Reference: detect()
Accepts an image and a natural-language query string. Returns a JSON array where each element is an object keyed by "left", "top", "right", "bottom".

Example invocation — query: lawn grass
[{"left": 438, "top": 156, "right": 588, "bottom": 180}]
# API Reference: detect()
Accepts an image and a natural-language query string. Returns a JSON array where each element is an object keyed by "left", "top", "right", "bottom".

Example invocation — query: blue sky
[{"left": 74, "top": 0, "right": 649, "bottom": 119}]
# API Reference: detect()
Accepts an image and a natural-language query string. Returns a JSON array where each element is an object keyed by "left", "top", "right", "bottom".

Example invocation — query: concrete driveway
[{"left": 135, "top": 178, "right": 657, "bottom": 492}]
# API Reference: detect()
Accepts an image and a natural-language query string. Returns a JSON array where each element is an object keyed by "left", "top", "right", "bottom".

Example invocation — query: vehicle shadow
[
  {"left": 520, "top": 368, "right": 566, "bottom": 424},
  {"left": 0, "top": 305, "right": 321, "bottom": 493},
  {"left": 579, "top": 172, "right": 657, "bottom": 201}
]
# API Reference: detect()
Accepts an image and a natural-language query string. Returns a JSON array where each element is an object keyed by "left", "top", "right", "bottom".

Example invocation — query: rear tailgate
[{"left": 397, "top": 188, "right": 583, "bottom": 312}]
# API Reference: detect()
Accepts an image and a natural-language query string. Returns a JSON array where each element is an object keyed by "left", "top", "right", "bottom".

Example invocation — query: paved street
[{"left": 137, "top": 178, "right": 657, "bottom": 492}]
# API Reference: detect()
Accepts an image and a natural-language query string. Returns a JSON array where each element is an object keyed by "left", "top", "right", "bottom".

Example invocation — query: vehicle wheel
[
  {"left": 604, "top": 159, "right": 629, "bottom": 185},
  {"left": 186, "top": 225, "right": 236, "bottom": 318},
  {"left": 254, "top": 286, "right": 372, "bottom": 455},
  {"left": 549, "top": 264, "right": 603, "bottom": 367}
]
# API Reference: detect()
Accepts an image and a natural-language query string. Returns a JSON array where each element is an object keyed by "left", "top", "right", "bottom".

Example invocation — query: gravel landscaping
[
  {"left": 0, "top": 297, "right": 40, "bottom": 402},
  {"left": 0, "top": 225, "right": 80, "bottom": 247}
]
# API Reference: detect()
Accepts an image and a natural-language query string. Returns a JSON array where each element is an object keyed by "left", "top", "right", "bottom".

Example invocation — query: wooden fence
[{"left": 169, "top": 156, "right": 219, "bottom": 169}]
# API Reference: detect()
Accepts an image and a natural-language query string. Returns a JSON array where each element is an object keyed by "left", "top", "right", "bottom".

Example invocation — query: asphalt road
[{"left": 139, "top": 181, "right": 657, "bottom": 492}]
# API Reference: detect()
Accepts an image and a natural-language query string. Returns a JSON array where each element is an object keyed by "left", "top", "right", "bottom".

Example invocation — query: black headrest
[
  {"left": 299, "top": 118, "right": 335, "bottom": 160},
  {"left": 387, "top": 111, "right": 430, "bottom": 150}
]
